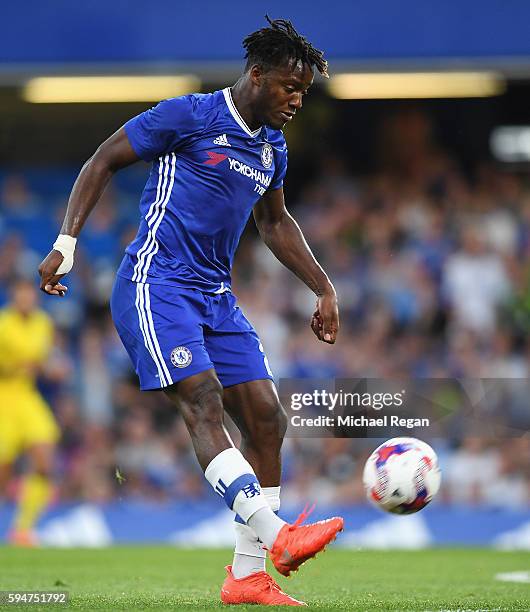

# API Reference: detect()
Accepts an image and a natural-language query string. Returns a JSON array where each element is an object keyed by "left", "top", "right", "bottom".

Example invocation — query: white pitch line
[{"left": 495, "top": 570, "right": 530, "bottom": 583}]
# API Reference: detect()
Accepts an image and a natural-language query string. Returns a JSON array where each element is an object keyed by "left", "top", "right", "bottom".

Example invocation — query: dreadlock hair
[{"left": 242, "top": 15, "right": 329, "bottom": 78}]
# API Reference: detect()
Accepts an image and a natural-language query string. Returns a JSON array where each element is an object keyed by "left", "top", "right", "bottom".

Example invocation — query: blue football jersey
[{"left": 117, "top": 88, "right": 288, "bottom": 293}]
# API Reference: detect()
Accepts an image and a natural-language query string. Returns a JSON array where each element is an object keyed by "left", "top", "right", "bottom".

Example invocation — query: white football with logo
[{"left": 363, "top": 437, "right": 441, "bottom": 514}]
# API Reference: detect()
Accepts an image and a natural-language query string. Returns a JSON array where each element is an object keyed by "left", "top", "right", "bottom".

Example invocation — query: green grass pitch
[{"left": 0, "top": 547, "right": 529, "bottom": 610}]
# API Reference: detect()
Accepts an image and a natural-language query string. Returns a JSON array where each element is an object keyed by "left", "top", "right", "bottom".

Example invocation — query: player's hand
[
  {"left": 38, "top": 250, "right": 68, "bottom": 297},
  {"left": 311, "top": 290, "right": 339, "bottom": 344}
]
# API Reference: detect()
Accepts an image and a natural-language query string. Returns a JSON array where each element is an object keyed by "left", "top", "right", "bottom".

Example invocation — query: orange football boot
[
  {"left": 220, "top": 565, "right": 306, "bottom": 606},
  {"left": 269, "top": 504, "right": 344, "bottom": 577},
  {"left": 7, "top": 529, "right": 38, "bottom": 547}
]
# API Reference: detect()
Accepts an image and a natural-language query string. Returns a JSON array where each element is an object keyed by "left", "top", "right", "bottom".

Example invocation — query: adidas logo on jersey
[{"left": 213, "top": 134, "right": 231, "bottom": 147}]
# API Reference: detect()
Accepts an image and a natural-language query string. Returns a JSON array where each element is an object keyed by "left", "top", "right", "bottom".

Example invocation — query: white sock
[
  {"left": 232, "top": 522, "right": 265, "bottom": 578},
  {"left": 232, "top": 486, "right": 281, "bottom": 579},
  {"left": 204, "top": 449, "right": 285, "bottom": 548},
  {"left": 247, "top": 507, "right": 284, "bottom": 550}
]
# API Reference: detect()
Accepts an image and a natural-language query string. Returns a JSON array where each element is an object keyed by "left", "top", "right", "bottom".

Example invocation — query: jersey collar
[{"left": 222, "top": 87, "right": 262, "bottom": 138}]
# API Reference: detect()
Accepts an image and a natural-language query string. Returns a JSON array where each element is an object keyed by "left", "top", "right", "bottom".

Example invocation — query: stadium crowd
[{"left": 1, "top": 108, "right": 530, "bottom": 508}]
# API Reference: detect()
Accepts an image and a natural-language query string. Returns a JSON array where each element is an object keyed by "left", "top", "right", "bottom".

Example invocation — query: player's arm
[
  {"left": 38, "top": 128, "right": 139, "bottom": 296},
  {"left": 253, "top": 187, "right": 339, "bottom": 344}
]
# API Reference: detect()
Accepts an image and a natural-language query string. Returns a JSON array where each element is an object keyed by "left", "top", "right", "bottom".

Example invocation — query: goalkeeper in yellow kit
[{"left": 0, "top": 278, "right": 60, "bottom": 545}]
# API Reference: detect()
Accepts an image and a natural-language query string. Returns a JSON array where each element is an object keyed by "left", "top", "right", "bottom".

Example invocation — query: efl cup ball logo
[
  {"left": 261, "top": 143, "right": 273, "bottom": 169},
  {"left": 170, "top": 346, "right": 192, "bottom": 368}
]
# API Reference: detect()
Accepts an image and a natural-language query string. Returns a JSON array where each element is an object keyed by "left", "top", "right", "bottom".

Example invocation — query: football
[{"left": 363, "top": 437, "right": 441, "bottom": 514}]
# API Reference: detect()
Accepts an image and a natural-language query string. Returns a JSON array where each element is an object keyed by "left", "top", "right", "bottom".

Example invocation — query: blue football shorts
[{"left": 110, "top": 275, "right": 274, "bottom": 390}]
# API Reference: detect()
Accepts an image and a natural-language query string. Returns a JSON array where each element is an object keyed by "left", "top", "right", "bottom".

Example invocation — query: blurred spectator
[{"left": 443, "top": 226, "right": 511, "bottom": 335}]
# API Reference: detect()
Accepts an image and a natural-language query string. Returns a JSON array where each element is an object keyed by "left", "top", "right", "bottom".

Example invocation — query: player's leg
[
  {"left": 11, "top": 393, "right": 59, "bottom": 545},
  {"left": 11, "top": 442, "right": 55, "bottom": 545},
  {"left": 223, "top": 379, "right": 286, "bottom": 578},
  {"left": 163, "top": 370, "right": 286, "bottom": 539},
  {"left": 205, "top": 294, "right": 344, "bottom": 593},
  {"left": 0, "top": 388, "right": 56, "bottom": 545},
  {"left": 164, "top": 370, "right": 309, "bottom": 606},
  {"left": 0, "top": 387, "right": 18, "bottom": 499},
  {"left": 163, "top": 369, "right": 232, "bottom": 469},
  {"left": 223, "top": 379, "right": 286, "bottom": 486}
]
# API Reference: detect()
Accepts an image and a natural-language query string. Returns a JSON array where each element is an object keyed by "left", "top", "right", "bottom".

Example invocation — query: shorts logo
[
  {"left": 170, "top": 346, "right": 192, "bottom": 368},
  {"left": 261, "top": 143, "right": 273, "bottom": 169}
]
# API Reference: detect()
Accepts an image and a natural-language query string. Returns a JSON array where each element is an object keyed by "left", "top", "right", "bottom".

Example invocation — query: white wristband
[{"left": 53, "top": 234, "right": 77, "bottom": 275}]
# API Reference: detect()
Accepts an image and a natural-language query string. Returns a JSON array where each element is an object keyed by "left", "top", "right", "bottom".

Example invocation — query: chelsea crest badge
[
  {"left": 261, "top": 143, "right": 273, "bottom": 169},
  {"left": 170, "top": 346, "right": 192, "bottom": 368}
]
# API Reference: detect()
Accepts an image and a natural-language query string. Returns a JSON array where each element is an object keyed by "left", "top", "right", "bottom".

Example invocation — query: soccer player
[
  {"left": 0, "top": 279, "right": 60, "bottom": 546},
  {"left": 38, "top": 17, "right": 341, "bottom": 606}
]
